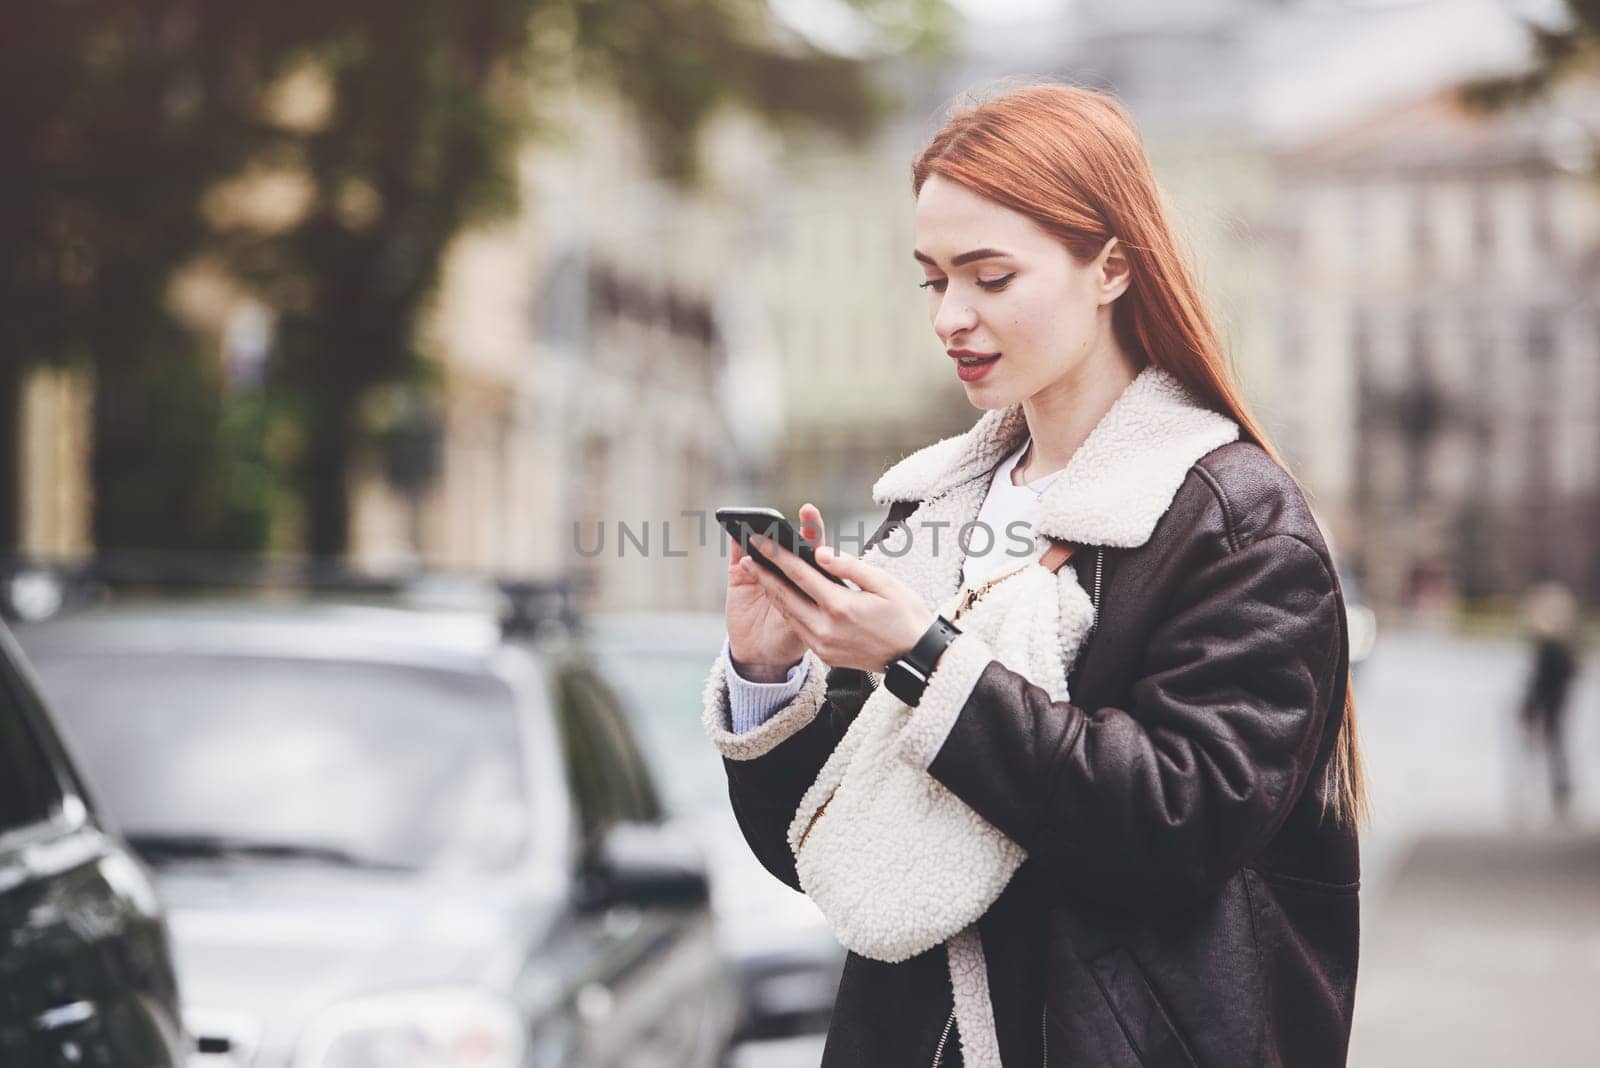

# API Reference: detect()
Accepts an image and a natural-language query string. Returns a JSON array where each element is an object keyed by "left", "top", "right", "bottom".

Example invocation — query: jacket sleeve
[
  {"left": 702, "top": 500, "right": 918, "bottom": 893},
  {"left": 703, "top": 661, "right": 876, "bottom": 892},
  {"left": 901, "top": 531, "right": 1345, "bottom": 913}
]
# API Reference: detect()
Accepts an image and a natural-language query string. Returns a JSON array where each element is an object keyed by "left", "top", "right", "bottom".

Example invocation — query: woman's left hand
[{"left": 742, "top": 524, "right": 936, "bottom": 673}]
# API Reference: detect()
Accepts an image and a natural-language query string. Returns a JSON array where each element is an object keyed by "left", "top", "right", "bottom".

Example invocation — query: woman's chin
[{"left": 962, "top": 379, "right": 1018, "bottom": 410}]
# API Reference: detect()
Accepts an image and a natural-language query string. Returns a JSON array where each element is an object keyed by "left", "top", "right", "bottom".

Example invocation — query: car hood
[{"left": 152, "top": 862, "right": 561, "bottom": 1062}]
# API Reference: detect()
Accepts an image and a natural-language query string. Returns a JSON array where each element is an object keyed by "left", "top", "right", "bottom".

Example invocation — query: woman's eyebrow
[{"left": 913, "top": 247, "right": 1013, "bottom": 268}]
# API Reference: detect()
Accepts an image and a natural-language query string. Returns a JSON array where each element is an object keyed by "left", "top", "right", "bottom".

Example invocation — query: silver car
[
  {"left": 586, "top": 611, "right": 846, "bottom": 1050},
  {"left": 15, "top": 597, "right": 738, "bottom": 1068}
]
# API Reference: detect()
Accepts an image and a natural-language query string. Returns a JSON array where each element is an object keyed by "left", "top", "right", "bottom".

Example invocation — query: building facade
[
  {"left": 1268, "top": 87, "right": 1600, "bottom": 609},
  {"left": 352, "top": 86, "right": 783, "bottom": 612}
]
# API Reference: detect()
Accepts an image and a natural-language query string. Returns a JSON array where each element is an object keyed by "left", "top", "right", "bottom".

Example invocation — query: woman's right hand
[{"left": 725, "top": 503, "right": 826, "bottom": 682}]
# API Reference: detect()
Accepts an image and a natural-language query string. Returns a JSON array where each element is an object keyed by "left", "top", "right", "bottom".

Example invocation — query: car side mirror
[{"left": 575, "top": 820, "right": 710, "bottom": 912}]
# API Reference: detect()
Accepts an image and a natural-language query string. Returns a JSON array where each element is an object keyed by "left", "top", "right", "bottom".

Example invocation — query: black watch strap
[{"left": 884, "top": 614, "right": 962, "bottom": 707}]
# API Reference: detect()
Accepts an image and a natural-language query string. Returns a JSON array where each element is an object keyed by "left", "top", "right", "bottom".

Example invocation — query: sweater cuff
[
  {"left": 722, "top": 635, "right": 813, "bottom": 733},
  {"left": 702, "top": 640, "right": 831, "bottom": 761}
]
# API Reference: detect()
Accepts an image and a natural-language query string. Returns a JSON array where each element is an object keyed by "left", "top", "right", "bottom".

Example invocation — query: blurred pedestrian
[
  {"left": 1518, "top": 581, "right": 1580, "bottom": 823},
  {"left": 703, "top": 81, "right": 1364, "bottom": 1067}
]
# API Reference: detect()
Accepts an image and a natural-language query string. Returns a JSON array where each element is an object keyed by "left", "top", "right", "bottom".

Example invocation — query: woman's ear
[{"left": 1095, "top": 237, "right": 1132, "bottom": 305}]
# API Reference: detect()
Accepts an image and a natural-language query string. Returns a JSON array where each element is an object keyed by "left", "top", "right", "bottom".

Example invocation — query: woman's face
[{"left": 914, "top": 174, "right": 1127, "bottom": 409}]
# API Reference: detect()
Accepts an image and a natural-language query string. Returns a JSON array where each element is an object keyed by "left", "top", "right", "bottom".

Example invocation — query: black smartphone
[{"left": 715, "top": 507, "right": 848, "bottom": 589}]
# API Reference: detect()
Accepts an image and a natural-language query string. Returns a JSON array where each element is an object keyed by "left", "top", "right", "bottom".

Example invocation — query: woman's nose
[{"left": 933, "top": 297, "right": 977, "bottom": 342}]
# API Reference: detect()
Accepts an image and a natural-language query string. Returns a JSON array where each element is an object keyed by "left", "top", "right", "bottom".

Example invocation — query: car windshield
[
  {"left": 592, "top": 644, "right": 729, "bottom": 815},
  {"left": 21, "top": 648, "right": 529, "bottom": 873}
]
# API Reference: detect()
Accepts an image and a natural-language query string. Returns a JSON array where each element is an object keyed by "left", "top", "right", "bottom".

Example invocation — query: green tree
[
  {"left": 1460, "top": 1, "right": 1600, "bottom": 130},
  {"left": 223, "top": 0, "right": 952, "bottom": 558},
  {"left": 0, "top": 2, "right": 322, "bottom": 552},
  {"left": 3, "top": 1, "right": 951, "bottom": 558}
]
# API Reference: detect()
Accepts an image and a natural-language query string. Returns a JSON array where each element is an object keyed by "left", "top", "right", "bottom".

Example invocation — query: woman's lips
[{"left": 953, "top": 353, "right": 1001, "bottom": 382}]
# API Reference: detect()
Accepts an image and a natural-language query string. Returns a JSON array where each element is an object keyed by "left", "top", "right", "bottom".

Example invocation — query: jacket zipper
[
  {"left": 930, "top": 1006, "right": 956, "bottom": 1067},
  {"left": 930, "top": 1005, "right": 1050, "bottom": 1066},
  {"left": 1089, "top": 545, "right": 1103, "bottom": 632}
]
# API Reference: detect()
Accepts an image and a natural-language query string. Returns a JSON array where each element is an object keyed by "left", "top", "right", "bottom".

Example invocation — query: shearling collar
[{"left": 870, "top": 364, "right": 1241, "bottom": 549}]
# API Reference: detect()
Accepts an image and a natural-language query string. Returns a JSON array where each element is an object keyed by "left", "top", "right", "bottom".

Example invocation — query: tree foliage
[
  {"left": 1460, "top": 2, "right": 1600, "bottom": 115},
  {"left": 1, "top": 0, "right": 952, "bottom": 556},
  {"left": 0, "top": 2, "right": 325, "bottom": 551}
]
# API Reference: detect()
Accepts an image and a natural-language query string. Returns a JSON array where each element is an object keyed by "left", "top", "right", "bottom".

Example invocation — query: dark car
[
  {"left": 587, "top": 611, "right": 846, "bottom": 1054},
  {"left": 12, "top": 596, "right": 738, "bottom": 1068},
  {"left": 0, "top": 621, "right": 186, "bottom": 1067}
]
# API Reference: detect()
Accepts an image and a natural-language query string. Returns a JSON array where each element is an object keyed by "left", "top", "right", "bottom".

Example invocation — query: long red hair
[{"left": 913, "top": 81, "right": 1367, "bottom": 829}]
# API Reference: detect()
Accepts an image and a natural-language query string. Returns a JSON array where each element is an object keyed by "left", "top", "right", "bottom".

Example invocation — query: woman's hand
[
  {"left": 724, "top": 503, "right": 829, "bottom": 681},
  {"left": 739, "top": 509, "right": 936, "bottom": 674}
]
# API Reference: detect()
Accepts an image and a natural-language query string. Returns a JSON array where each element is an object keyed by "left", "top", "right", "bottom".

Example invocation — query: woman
[{"left": 702, "top": 83, "right": 1364, "bottom": 1067}]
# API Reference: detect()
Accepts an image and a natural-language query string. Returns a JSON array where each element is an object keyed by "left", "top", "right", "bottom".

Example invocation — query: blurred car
[
  {"left": 585, "top": 611, "right": 846, "bottom": 1045},
  {"left": 0, "top": 621, "right": 186, "bottom": 1066},
  {"left": 12, "top": 594, "right": 738, "bottom": 1068}
]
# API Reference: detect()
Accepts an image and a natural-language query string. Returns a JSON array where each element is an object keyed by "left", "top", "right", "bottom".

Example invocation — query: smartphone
[{"left": 715, "top": 507, "right": 848, "bottom": 589}]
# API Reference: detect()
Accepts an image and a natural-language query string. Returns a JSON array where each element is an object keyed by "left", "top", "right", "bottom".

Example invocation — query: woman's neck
[{"left": 1013, "top": 343, "right": 1145, "bottom": 486}]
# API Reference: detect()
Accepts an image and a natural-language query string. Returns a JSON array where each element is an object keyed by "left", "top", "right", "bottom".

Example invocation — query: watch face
[{"left": 885, "top": 663, "right": 923, "bottom": 706}]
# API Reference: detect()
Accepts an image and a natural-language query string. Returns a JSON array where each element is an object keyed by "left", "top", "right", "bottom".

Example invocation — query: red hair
[{"left": 913, "top": 81, "right": 1367, "bottom": 829}]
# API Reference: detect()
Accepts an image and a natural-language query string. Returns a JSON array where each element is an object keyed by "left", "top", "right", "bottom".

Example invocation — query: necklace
[{"left": 1013, "top": 438, "right": 1064, "bottom": 499}]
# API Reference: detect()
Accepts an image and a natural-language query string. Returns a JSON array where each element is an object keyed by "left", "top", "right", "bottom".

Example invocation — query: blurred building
[
  {"left": 1268, "top": 83, "right": 1600, "bottom": 610},
  {"left": 351, "top": 85, "right": 789, "bottom": 612}
]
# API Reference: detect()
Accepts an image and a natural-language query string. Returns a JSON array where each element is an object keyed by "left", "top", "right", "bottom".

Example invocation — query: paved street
[
  {"left": 1349, "top": 829, "right": 1600, "bottom": 1066},
  {"left": 1355, "top": 626, "right": 1600, "bottom": 865},
  {"left": 1349, "top": 626, "right": 1600, "bottom": 1065}
]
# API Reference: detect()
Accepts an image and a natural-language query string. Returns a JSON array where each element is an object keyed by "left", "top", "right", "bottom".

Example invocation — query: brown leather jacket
[{"left": 716, "top": 438, "right": 1358, "bottom": 1067}]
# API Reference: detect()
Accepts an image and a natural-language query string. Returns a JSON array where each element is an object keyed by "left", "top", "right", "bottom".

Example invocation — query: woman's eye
[{"left": 918, "top": 273, "right": 1014, "bottom": 293}]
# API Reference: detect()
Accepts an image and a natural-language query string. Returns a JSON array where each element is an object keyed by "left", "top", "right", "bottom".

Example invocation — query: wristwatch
[{"left": 883, "top": 614, "right": 963, "bottom": 707}]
